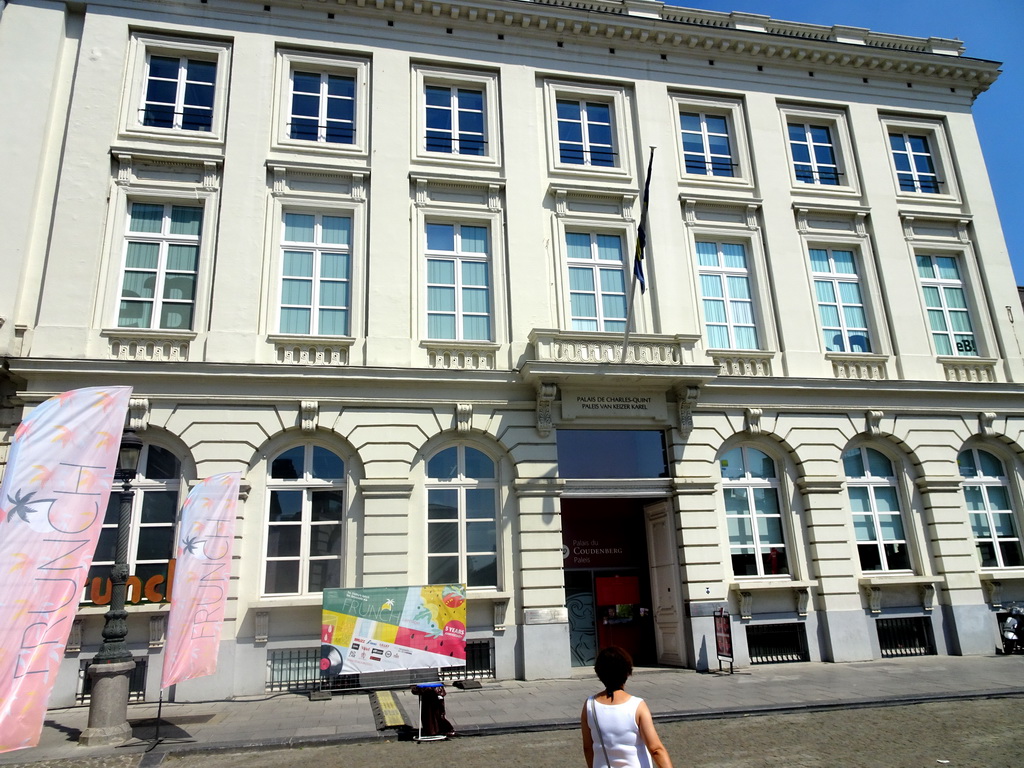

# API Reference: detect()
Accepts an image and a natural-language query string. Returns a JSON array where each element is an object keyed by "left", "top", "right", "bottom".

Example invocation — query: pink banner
[
  {"left": 161, "top": 472, "right": 240, "bottom": 690},
  {"left": 0, "top": 386, "right": 132, "bottom": 753}
]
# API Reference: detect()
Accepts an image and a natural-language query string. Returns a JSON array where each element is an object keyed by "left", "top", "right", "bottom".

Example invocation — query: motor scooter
[{"left": 1002, "top": 605, "right": 1023, "bottom": 654}]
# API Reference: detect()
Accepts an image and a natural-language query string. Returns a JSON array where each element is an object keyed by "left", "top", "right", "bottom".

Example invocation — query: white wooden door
[{"left": 644, "top": 500, "right": 685, "bottom": 666}]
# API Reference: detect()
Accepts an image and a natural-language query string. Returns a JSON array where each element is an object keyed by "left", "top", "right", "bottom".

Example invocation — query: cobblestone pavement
[{"left": 158, "top": 697, "right": 1018, "bottom": 768}]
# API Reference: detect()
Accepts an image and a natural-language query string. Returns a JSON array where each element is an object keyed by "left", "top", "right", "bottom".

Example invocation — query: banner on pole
[
  {"left": 321, "top": 585, "right": 467, "bottom": 675},
  {"left": 0, "top": 386, "right": 132, "bottom": 753},
  {"left": 161, "top": 472, "right": 241, "bottom": 690}
]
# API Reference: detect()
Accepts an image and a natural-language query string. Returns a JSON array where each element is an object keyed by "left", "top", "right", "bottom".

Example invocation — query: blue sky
[{"left": 670, "top": 0, "right": 1024, "bottom": 284}]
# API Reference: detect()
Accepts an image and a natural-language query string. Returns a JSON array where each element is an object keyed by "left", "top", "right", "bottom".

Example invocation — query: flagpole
[{"left": 621, "top": 146, "right": 655, "bottom": 364}]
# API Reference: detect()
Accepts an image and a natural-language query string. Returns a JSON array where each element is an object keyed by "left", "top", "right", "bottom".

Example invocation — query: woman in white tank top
[{"left": 580, "top": 647, "right": 673, "bottom": 768}]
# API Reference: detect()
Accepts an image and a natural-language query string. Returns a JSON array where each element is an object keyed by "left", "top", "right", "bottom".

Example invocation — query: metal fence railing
[
  {"left": 746, "top": 623, "right": 809, "bottom": 664},
  {"left": 877, "top": 617, "right": 935, "bottom": 658}
]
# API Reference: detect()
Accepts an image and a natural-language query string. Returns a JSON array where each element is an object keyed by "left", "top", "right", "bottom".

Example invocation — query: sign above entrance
[{"left": 561, "top": 389, "right": 667, "bottom": 422}]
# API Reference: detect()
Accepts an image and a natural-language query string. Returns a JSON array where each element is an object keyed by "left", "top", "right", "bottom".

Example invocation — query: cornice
[{"left": 194, "top": 0, "right": 1002, "bottom": 94}]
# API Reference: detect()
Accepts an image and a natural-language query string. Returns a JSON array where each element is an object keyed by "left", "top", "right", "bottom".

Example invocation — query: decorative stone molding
[
  {"left": 744, "top": 408, "right": 762, "bottom": 435},
  {"left": 255, "top": 611, "right": 270, "bottom": 644},
  {"left": 731, "top": 581, "right": 814, "bottom": 620},
  {"left": 128, "top": 398, "right": 150, "bottom": 432},
  {"left": 921, "top": 583, "right": 935, "bottom": 612},
  {"left": 983, "top": 579, "right": 1002, "bottom": 609},
  {"left": 739, "top": 590, "right": 754, "bottom": 620},
  {"left": 413, "top": 175, "right": 505, "bottom": 209},
  {"left": 865, "top": 410, "right": 884, "bottom": 437},
  {"left": 270, "top": 163, "right": 365, "bottom": 201},
  {"left": 676, "top": 385, "right": 700, "bottom": 438},
  {"left": 829, "top": 353, "right": 888, "bottom": 380},
  {"left": 115, "top": 152, "right": 221, "bottom": 190},
  {"left": 550, "top": 186, "right": 634, "bottom": 220},
  {"left": 67, "top": 619, "right": 83, "bottom": 653},
  {"left": 493, "top": 598, "right": 509, "bottom": 631},
  {"left": 794, "top": 587, "right": 810, "bottom": 617},
  {"left": 271, "top": 336, "right": 352, "bottom": 366},
  {"left": 456, "top": 402, "right": 472, "bottom": 433},
  {"left": 978, "top": 412, "right": 996, "bottom": 437},
  {"left": 712, "top": 351, "right": 774, "bottom": 376},
  {"left": 301, "top": 400, "right": 319, "bottom": 433},
  {"left": 149, "top": 615, "right": 166, "bottom": 649},
  {"left": 536, "top": 383, "right": 557, "bottom": 437},
  {"left": 865, "top": 585, "right": 883, "bottom": 614},
  {"left": 860, "top": 575, "right": 941, "bottom": 613},
  {"left": 106, "top": 332, "right": 192, "bottom": 362},
  {"left": 422, "top": 341, "right": 498, "bottom": 370},
  {"left": 680, "top": 198, "right": 761, "bottom": 230},
  {"left": 796, "top": 477, "right": 846, "bottom": 496},
  {"left": 941, "top": 358, "right": 996, "bottom": 383},
  {"left": 358, "top": 478, "right": 416, "bottom": 499},
  {"left": 529, "top": 329, "right": 699, "bottom": 365}
]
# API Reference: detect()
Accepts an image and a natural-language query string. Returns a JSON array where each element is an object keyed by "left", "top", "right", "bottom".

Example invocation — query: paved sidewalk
[{"left": 2, "top": 654, "right": 1022, "bottom": 767}]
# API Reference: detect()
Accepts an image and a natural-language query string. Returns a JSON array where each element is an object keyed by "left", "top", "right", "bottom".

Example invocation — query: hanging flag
[
  {"left": 161, "top": 472, "right": 241, "bottom": 690},
  {"left": 633, "top": 147, "right": 656, "bottom": 294},
  {"left": 0, "top": 386, "right": 132, "bottom": 754}
]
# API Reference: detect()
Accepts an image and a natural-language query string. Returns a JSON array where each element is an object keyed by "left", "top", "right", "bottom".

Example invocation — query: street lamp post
[{"left": 79, "top": 430, "right": 144, "bottom": 747}]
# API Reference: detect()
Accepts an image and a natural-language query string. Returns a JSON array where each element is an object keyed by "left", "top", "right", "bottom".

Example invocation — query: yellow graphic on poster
[{"left": 320, "top": 584, "right": 466, "bottom": 674}]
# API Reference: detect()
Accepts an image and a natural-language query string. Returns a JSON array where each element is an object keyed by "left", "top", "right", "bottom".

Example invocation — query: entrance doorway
[{"left": 562, "top": 498, "right": 658, "bottom": 667}]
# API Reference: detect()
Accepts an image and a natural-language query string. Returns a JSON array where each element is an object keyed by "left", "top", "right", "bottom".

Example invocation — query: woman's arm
[
  {"left": 636, "top": 700, "right": 673, "bottom": 768},
  {"left": 581, "top": 702, "right": 595, "bottom": 768}
]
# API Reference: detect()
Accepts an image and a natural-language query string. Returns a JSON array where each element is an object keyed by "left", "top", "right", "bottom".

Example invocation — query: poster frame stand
[{"left": 714, "top": 607, "right": 734, "bottom": 674}]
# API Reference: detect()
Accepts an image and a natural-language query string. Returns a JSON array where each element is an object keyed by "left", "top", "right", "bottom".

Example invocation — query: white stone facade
[{"left": 2, "top": 0, "right": 1024, "bottom": 705}]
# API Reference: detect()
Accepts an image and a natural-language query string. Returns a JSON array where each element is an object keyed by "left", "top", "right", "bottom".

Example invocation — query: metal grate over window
[
  {"left": 77, "top": 657, "right": 148, "bottom": 705},
  {"left": 876, "top": 617, "right": 935, "bottom": 658},
  {"left": 746, "top": 623, "right": 809, "bottom": 664}
]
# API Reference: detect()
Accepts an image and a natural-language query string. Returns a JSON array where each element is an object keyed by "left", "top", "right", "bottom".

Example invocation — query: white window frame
[
  {"left": 672, "top": 93, "right": 751, "bottom": 187},
  {"left": 720, "top": 445, "right": 791, "bottom": 579},
  {"left": 263, "top": 442, "right": 347, "bottom": 598},
  {"left": 844, "top": 446, "right": 914, "bottom": 573},
  {"left": 915, "top": 252, "right": 981, "bottom": 357},
  {"left": 779, "top": 105, "right": 858, "bottom": 194},
  {"left": 414, "top": 67, "right": 500, "bottom": 166},
  {"left": 425, "top": 443, "right": 500, "bottom": 590},
  {"left": 277, "top": 209, "right": 354, "bottom": 337},
  {"left": 424, "top": 219, "right": 493, "bottom": 342},
  {"left": 808, "top": 246, "right": 873, "bottom": 354},
  {"left": 273, "top": 50, "right": 370, "bottom": 156},
  {"left": 121, "top": 34, "right": 230, "bottom": 142},
  {"left": 544, "top": 81, "right": 633, "bottom": 178},
  {"left": 959, "top": 447, "right": 1024, "bottom": 570},
  {"left": 880, "top": 115, "right": 958, "bottom": 201},
  {"left": 563, "top": 228, "right": 629, "bottom": 334},
  {"left": 694, "top": 238, "right": 761, "bottom": 351}
]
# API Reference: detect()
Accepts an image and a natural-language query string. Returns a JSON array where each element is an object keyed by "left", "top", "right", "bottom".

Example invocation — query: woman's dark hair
[{"left": 594, "top": 646, "right": 633, "bottom": 692}]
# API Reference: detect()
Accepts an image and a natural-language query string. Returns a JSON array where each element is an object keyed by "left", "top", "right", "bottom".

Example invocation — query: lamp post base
[{"left": 78, "top": 660, "right": 136, "bottom": 746}]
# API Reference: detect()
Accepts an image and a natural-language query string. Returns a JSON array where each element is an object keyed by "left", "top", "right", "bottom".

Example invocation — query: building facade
[{"left": 2, "top": 0, "right": 1024, "bottom": 705}]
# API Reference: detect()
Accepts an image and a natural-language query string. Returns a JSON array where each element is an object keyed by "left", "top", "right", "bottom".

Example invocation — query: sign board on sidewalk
[{"left": 714, "top": 607, "right": 734, "bottom": 673}]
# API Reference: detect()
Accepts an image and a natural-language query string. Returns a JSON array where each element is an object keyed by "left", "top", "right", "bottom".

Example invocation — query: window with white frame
[
  {"left": 844, "top": 446, "right": 912, "bottom": 572},
  {"left": 720, "top": 445, "right": 789, "bottom": 578},
  {"left": 809, "top": 247, "right": 871, "bottom": 353},
  {"left": 425, "top": 222, "right": 491, "bottom": 341},
  {"left": 288, "top": 70, "right": 356, "bottom": 144},
  {"left": 788, "top": 122, "right": 841, "bottom": 185},
  {"left": 426, "top": 444, "right": 498, "bottom": 589},
  {"left": 696, "top": 240, "right": 759, "bottom": 350},
  {"left": 556, "top": 98, "right": 615, "bottom": 167},
  {"left": 915, "top": 254, "right": 979, "bottom": 356},
  {"left": 958, "top": 448, "right": 1024, "bottom": 569},
  {"left": 425, "top": 84, "right": 486, "bottom": 155},
  {"left": 117, "top": 201, "right": 202, "bottom": 330},
  {"left": 889, "top": 132, "right": 941, "bottom": 194},
  {"left": 680, "top": 111, "right": 735, "bottom": 177},
  {"left": 264, "top": 443, "right": 345, "bottom": 596},
  {"left": 566, "top": 231, "right": 627, "bottom": 333},
  {"left": 86, "top": 444, "right": 183, "bottom": 603},
  {"left": 279, "top": 211, "right": 352, "bottom": 336}
]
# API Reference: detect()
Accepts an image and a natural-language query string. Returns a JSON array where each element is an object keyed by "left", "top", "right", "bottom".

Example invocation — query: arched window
[
  {"left": 264, "top": 443, "right": 345, "bottom": 596},
  {"left": 426, "top": 444, "right": 498, "bottom": 589},
  {"left": 958, "top": 448, "right": 1024, "bottom": 569},
  {"left": 720, "top": 445, "right": 788, "bottom": 577},
  {"left": 844, "top": 446, "right": 911, "bottom": 572},
  {"left": 89, "top": 443, "right": 183, "bottom": 603}
]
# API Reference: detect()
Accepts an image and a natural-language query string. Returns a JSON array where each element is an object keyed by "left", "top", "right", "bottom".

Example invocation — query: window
[
  {"left": 279, "top": 211, "right": 352, "bottom": 336},
  {"left": 557, "top": 98, "right": 615, "bottom": 167},
  {"left": 889, "top": 133, "right": 940, "bottom": 194},
  {"left": 844, "top": 447, "right": 911, "bottom": 572},
  {"left": 566, "top": 231, "right": 627, "bottom": 333},
  {"left": 425, "top": 85, "right": 485, "bottom": 155},
  {"left": 809, "top": 248, "right": 871, "bottom": 353},
  {"left": 117, "top": 202, "right": 202, "bottom": 330},
  {"left": 426, "top": 222, "right": 491, "bottom": 341},
  {"left": 958, "top": 448, "right": 1024, "bottom": 569},
  {"left": 288, "top": 70, "right": 355, "bottom": 144},
  {"left": 88, "top": 444, "right": 183, "bottom": 602},
  {"left": 680, "top": 111, "right": 734, "bottom": 177},
  {"left": 264, "top": 444, "right": 345, "bottom": 596},
  {"left": 788, "top": 122, "right": 840, "bottom": 185},
  {"left": 916, "top": 254, "right": 978, "bottom": 356},
  {"left": 696, "top": 241, "right": 758, "bottom": 350},
  {"left": 141, "top": 54, "right": 216, "bottom": 132},
  {"left": 720, "top": 446, "right": 789, "bottom": 577},
  {"left": 426, "top": 445, "right": 498, "bottom": 589}
]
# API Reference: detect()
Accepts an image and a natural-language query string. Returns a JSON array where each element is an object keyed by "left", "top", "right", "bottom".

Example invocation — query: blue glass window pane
[
  {"left": 596, "top": 235, "right": 622, "bottom": 261},
  {"left": 556, "top": 430, "right": 668, "bottom": 479},
  {"left": 427, "top": 223, "right": 455, "bottom": 251},
  {"left": 700, "top": 274, "right": 723, "bottom": 298},
  {"left": 427, "top": 259, "right": 456, "bottom": 285},
  {"left": 696, "top": 241, "right": 719, "bottom": 267},
  {"left": 285, "top": 214, "right": 315, "bottom": 242},
  {"left": 466, "top": 489, "right": 495, "bottom": 520},
  {"left": 809, "top": 249, "right": 830, "bottom": 272},
  {"left": 427, "top": 448, "right": 458, "bottom": 480},
  {"left": 311, "top": 447, "right": 344, "bottom": 480},
  {"left": 721, "top": 243, "right": 747, "bottom": 269},
  {"left": 279, "top": 308, "right": 310, "bottom": 334},
  {"left": 957, "top": 451, "right": 978, "bottom": 478},
  {"left": 733, "top": 327, "right": 758, "bottom": 349},
  {"left": 461, "top": 226, "right": 488, "bottom": 253},
  {"left": 706, "top": 325, "right": 730, "bottom": 348},
  {"left": 848, "top": 486, "right": 871, "bottom": 514},
  {"left": 321, "top": 217, "right": 350, "bottom": 246},
  {"left": 979, "top": 451, "right": 1005, "bottom": 478},
  {"left": 853, "top": 515, "right": 875, "bottom": 542},
  {"left": 427, "top": 314, "right": 456, "bottom": 339},
  {"left": 569, "top": 267, "right": 595, "bottom": 291},
  {"left": 843, "top": 449, "right": 865, "bottom": 478},
  {"left": 130, "top": 204, "right": 164, "bottom": 233},
  {"left": 566, "top": 233, "right": 592, "bottom": 260}
]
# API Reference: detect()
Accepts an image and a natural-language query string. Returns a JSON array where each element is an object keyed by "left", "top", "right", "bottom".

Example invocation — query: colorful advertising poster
[
  {"left": 321, "top": 585, "right": 466, "bottom": 675},
  {"left": 0, "top": 386, "right": 132, "bottom": 753}
]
